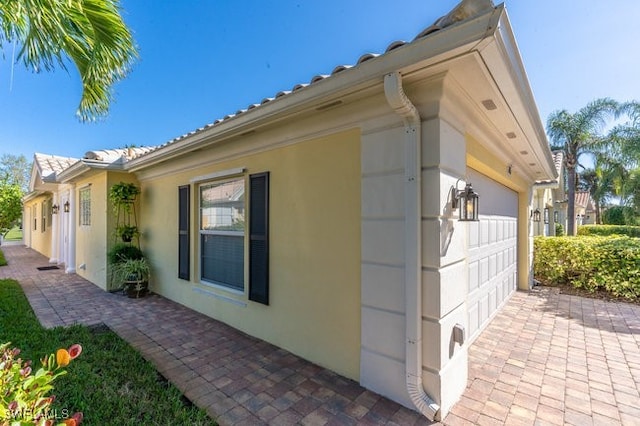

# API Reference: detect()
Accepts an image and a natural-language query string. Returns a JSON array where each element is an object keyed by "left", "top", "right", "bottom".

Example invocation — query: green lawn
[
  {"left": 0, "top": 279, "right": 216, "bottom": 425},
  {"left": 4, "top": 226, "right": 23, "bottom": 241}
]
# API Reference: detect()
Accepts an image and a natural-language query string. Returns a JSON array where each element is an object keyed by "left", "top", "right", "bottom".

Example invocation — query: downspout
[{"left": 384, "top": 71, "right": 440, "bottom": 421}]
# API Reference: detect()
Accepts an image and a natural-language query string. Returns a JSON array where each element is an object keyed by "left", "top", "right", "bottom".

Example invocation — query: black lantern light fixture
[
  {"left": 543, "top": 207, "right": 550, "bottom": 224},
  {"left": 532, "top": 208, "right": 541, "bottom": 222},
  {"left": 451, "top": 181, "right": 479, "bottom": 222},
  {"left": 51, "top": 204, "right": 59, "bottom": 215},
  {"left": 554, "top": 210, "right": 559, "bottom": 223},
  {"left": 63, "top": 201, "right": 70, "bottom": 213}
]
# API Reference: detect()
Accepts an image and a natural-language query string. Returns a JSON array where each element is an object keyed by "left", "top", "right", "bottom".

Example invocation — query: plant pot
[{"left": 124, "top": 279, "right": 148, "bottom": 298}]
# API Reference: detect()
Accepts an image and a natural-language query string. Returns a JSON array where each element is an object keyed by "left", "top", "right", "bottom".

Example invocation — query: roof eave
[
  {"left": 478, "top": 6, "right": 556, "bottom": 181},
  {"left": 126, "top": 6, "right": 501, "bottom": 172}
]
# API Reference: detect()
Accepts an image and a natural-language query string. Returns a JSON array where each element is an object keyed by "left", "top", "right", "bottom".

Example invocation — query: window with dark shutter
[
  {"left": 178, "top": 185, "right": 190, "bottom": 280},
  {"left": 249, "top": 172, "right": 269, "bottom": 305}
]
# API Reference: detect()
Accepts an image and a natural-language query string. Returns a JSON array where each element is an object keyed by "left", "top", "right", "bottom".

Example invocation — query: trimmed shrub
[
  {"left": 534, "top": 235, "right": 640, "bottom": 300},
  {"left": 555, "top": 223, "right": 564, "bottom": 237},
  {"left": 578, "top": 225, "right": 640, "bottom": 238}
]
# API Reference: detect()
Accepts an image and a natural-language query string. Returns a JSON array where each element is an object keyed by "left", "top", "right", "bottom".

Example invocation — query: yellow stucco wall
[
  {"left": 138, "top": 129, "right": 362, "bottom": 380},
  {"left": 74, "top": 173, "right": 109, "bottom": 288},
  {"left": 23, "top": 195, "right": 52, "bottom": 258}
]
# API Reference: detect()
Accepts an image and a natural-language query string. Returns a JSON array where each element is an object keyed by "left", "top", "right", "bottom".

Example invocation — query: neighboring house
[
  {"left": 21, "top": 0, "right": 556, "bottom": 420},
  {"left": 575, "top": 191, "right": 596, "bottom": 226},
  {"left": 532, "top": 150, "right": 566, "bottom": 236}
]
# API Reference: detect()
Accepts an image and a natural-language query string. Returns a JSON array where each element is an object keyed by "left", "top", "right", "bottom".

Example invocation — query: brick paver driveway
[{"left": 1, "top": 245, "right": 640, "bottom": 425}]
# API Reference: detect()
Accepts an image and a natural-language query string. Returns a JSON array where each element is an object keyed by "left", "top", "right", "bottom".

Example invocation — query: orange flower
[
  {"left": 63, "top": 419, "right": 77, "bottom": 426},
  {"left": 56, "top": 349, "right": 70, "bottom": 367},
  {"left": 68, "top": 344, "right": 82, "bottom": 360}
]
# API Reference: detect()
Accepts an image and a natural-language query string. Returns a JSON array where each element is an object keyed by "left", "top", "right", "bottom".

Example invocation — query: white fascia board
[
  {"left": 126, "top": 7, "right": 501, "bottom": 173},
  {"left": 479, "top": 7, "right": 556, "bottom": 181},
  {"left": 56, "top": 160, "right": 124, "bottom": 183}
]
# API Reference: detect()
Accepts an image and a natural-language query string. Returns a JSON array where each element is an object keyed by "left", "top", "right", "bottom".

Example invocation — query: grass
[
  {"left": 4, "top": 226, "right": 23, "bottom": 241},
  {"left": 0, "top": 279, "right": 216, "bottom": 426}
]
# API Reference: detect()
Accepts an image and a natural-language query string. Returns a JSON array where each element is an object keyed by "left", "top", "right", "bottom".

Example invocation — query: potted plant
[
  {"left": 116, "top": 224, "right": 139, "bottom": 243},
  {"left": 112, "top": 257, "right": 150, "bottom": 298},
  {"left": 109, "top": 182, "right": 140, "bottom": 214}
]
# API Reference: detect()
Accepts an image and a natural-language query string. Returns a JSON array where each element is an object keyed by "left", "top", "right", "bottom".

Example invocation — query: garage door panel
[{"left": 466, "top": 168, "right": 518, "bottom": 343}]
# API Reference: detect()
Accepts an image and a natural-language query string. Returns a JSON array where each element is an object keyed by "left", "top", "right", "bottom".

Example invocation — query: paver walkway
[{"left": 1, "top": 245, "right": 640, "bottom": 425}]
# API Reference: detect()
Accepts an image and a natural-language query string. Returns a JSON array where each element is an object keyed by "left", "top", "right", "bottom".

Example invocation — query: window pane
[
  {"left": 79, "top": 188, "right": 91, "bottom": 226},
  {"left": 201, "top": 234, "right": 244, "bottom": 290},
  {"left": 200, "top": 179, "right": 244, "bottom": 231}
]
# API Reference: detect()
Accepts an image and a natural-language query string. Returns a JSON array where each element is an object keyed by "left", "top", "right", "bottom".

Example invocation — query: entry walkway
[{"left": 1, "top": 246, "right": 639, "bottom": 425}]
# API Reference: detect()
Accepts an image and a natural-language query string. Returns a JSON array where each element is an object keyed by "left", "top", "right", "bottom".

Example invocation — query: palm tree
[
  {"left": 579, "top": 160, "right": 616, "bottom": 224},
  {"left": 0, "top": 0, "right": 137, "bottom": 121},
  {"left": 547, "top": 98, "right": 619, "bottom": 235}
]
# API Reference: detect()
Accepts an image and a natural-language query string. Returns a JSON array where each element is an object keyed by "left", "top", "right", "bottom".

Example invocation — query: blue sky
[{"left": 1, "top": 0, "right": 639, "bottom": 160}]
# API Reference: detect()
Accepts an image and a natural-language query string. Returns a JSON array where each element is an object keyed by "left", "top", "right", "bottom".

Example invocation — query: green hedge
[
  {"left": 0, "top": 249, "right": 5, "bottom": 266},
  {"left": 577, "top": 225, "right": 640, "bottom": 238},
  {"left": 534, "top": 235, "right": 640, "bottom": 300}
]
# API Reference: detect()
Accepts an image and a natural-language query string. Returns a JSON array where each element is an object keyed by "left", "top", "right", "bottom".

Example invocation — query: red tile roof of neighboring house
[{"left": 575, "top": 191, "right": 595, "bottom": 211}]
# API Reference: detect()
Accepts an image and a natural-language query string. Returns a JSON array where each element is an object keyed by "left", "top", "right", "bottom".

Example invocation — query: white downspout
[
  {"left": 66, "top": 186, "right": 77, "bottom": 274},
  {"left": 384, "top": 71, "right": 440, "bottom": 421}
]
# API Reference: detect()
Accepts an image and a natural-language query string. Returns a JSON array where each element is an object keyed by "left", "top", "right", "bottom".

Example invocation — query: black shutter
[
  {"left": 249, "top": 172, "right": 269, "bottom": 305},
  {"left": 178, "top": 185, "right": 190, "bottom": 280}
]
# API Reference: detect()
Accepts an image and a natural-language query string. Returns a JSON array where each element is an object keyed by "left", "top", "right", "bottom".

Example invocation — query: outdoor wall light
[
  {"left": 52, "top": 204, "right": 59, "bottom": 215},
  {"left": 533, "top": 208, "right": 541, "bottom": 222},
  {"left": 543, "top": 207, "right": 550, "bottom": 224},
  {"left": 451, "top": 181, "right": 479, "bottom": 222},
  {"left": 63, "top": 201, "right": 70, "bottom": 213},
  {"left": 554, "top": 211, "right": 559, "bottom": 223}
]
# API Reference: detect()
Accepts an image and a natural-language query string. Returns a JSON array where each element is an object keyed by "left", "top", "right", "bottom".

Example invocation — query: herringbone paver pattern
[{"left": 2, "top": 245, "right": 640, "bottom": 424}]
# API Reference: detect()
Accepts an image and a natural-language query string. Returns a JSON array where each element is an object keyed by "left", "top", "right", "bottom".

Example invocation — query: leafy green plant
[
  {"left": 111, "top": 258, "right": 150, "bottom": 298},
  {"left": 108, "top": 182, "right": 140, "bottom": 214},
  {"left": 534, "top": 235, "right": 640, "bottom": 300},
  {"left": 578, "top": 224, "right": 640, "bottom": 238},
  {"left": 0, "top": 342, "right": 83, "bottom": 425},
  {"left": 0, "top": 182, "right": 22, "bottom": 236},
  {"left": 107, "top": 244, "right": 143, "bottom": 265},
  {"left": 555, "top": 223, "right": 564, "bottom": 237},
  {"left": 115, "top": 225, "right": 139, "bottom": 243},
  {"left": 0, "top": 249, "right": 6, "bottom": 267}
]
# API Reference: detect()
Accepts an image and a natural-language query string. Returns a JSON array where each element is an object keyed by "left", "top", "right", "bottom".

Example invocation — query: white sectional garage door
[{"left": 466, "top": 168, "right": 518, "bottom": 341}]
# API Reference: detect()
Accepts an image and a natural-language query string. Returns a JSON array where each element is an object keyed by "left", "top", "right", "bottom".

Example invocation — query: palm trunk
[{"left": 567, "top": 165, "right": 576, "bottom": 235}]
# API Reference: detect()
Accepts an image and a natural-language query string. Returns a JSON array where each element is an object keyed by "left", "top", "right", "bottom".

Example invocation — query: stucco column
[
  {"left": 66, "top": 186, "right": 76, "bottom": 274},
  {"left": 419, "top": 117, "right": 468, "bottom": 417},
  {"left": 49, "top": 193, "right": 59, "bottom": 264}
]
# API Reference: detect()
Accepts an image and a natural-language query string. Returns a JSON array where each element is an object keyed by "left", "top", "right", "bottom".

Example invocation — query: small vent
[
  {"left": 506, "top": 132, "right": 517, "bottom": 139},
  {"left": 481, "top": 99, "right": 497, "bottom": 110}
]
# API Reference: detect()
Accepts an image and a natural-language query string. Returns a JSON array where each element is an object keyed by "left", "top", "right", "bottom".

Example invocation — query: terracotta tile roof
[
  {"left": 83, "top": 147, "right": 158, "bottom": 164},
  {"left": 139, "top": 0, "right": 495, "bottom": 158},
  {"left": 575, "top": 191, "right": 595, "bottom": 210},
  {"left": 34, "top": 153, "right": 79, "bottom": 180}
]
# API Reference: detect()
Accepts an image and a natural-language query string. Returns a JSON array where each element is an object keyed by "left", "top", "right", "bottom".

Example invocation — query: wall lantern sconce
[
  {"left": 554, "top": 211, "right": 559, "bottom": 223},
  {"left": 63, "top": 201, "right": 70, "bottom": 213},
  {"left": 532, "top": 208, "right": 541, "bottom": 222},
  {"left": 451, "top": 181, "right": 479, "bottom": 222},
  {"left": 543, "top": 207, "right": 550, "bottom": 224},
  {"left": 51, "top": 204, "right": 59, "bottom": 215}
]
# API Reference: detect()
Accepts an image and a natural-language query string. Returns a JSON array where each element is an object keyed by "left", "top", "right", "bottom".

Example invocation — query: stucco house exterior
[
  {"left": 532, "top": 150, "right": 565, "bottom": 236},
  {"left": 22, "top": 0, "right": 556, "bottom": 420}
]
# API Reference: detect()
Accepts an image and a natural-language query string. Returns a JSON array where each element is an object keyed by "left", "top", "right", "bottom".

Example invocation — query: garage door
[{"left": 466, "top": 168, "right": 518, "bottom": 341}]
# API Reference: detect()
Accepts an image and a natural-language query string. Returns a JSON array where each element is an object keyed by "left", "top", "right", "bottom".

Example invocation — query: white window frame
[{"left": 198, "top": 175, "right": 246, "bottom": 292}]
